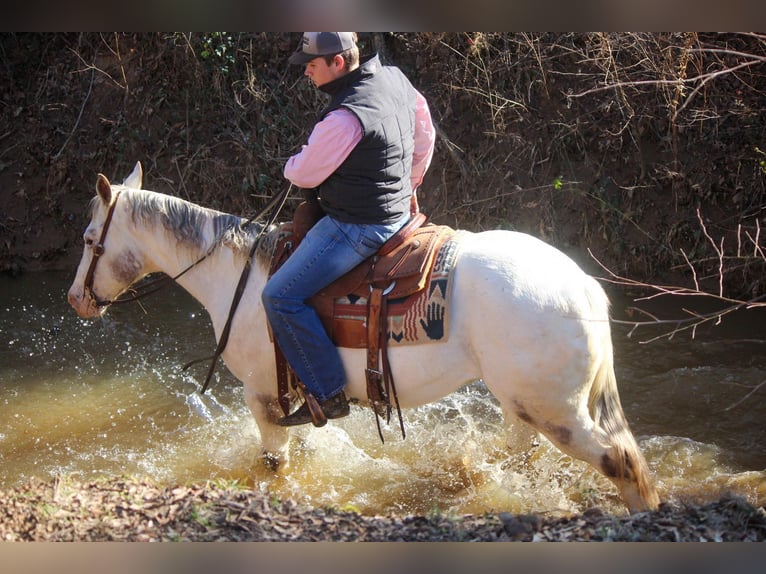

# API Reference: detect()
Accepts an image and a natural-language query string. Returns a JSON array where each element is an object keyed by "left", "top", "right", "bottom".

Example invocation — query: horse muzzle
[{"left": 67, "top": 286, "right": 107, "bottom": 319}]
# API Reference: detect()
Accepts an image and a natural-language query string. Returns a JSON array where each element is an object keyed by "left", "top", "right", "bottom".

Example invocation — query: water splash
[{"left": 1, "top": 272, "right": 764, "bottom": 515}]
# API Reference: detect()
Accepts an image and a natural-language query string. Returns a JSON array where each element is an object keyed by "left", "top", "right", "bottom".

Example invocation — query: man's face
[{"left": 303, "top": 55, "right": 344, "bottom": 87}]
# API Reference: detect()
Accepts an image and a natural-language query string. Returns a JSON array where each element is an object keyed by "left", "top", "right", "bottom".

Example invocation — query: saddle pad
[{"left": 328, "top": 232, "right": 463, "bottom": 348}]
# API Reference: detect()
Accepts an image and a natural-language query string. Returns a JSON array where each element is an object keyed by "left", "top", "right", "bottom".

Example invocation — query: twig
[
  {"left": 695, "top": 209, "right": 725, "bottom": 298},
  {"left": 52, "top": 54, "right": 96, "bottom": 162},
  {"left": 724, "top": 379, "right": 766, "bottom": 411},
  {"left": 589, "top": 240, "right": 766, "bottom": 343}
]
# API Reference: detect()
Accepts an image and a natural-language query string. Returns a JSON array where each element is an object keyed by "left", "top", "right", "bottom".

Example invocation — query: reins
[
  {"left": 88, "top": 187, "right": 292, "bottom": 308},
  {"left": 182, "top": 184, "right": 293, "bottom": 394},
  {"left": 85, "top": 184, "right": 293, "bottom": 394}
]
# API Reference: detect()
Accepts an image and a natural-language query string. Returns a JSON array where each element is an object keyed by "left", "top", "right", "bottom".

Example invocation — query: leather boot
[{"left": 277, "top": 391, "right": 350, "bottom": 427}]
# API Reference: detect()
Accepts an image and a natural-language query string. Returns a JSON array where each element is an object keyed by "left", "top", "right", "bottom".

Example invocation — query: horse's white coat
[{"left": 67, "top": 162, "right": 659, "bottom": 512}]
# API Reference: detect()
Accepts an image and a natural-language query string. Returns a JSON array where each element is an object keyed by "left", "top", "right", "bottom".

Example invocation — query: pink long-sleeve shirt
[{"left": 284, "top": 90, "right": 436, "bottom": 193}]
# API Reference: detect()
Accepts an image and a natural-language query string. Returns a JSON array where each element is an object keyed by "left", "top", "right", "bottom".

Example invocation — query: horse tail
[{"left": 586, "top": 281, "right": 659, "bottom": 509}]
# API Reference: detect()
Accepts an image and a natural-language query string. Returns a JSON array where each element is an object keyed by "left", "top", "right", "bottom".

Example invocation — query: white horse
[{"left": 67, "top": 162, "right": 659, "bottom": 513}]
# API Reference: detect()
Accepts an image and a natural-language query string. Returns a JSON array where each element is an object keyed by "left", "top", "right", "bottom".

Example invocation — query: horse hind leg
[
  {"left": 501, "top": 407, "right": 540, "bottom": 454},
  {"left": 512, "top": 400, "right": 659, "bottom": 514}
]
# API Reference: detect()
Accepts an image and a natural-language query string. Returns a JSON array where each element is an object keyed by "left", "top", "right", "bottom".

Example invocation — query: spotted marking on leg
[
  {"left": 601, "top": 453, "right": 619, "bottom": 478},
  {"left": 512, "top": 401, "right": 570, "bottom": 446},
  {"left": 544, "top": 423, "right": 572, "bottom": 446},
  {"left": 601, "top": 451, "right": 636, "bottom": 480},
  {"left": 512, "top": 400, "right": 534, "bottom": 425}
]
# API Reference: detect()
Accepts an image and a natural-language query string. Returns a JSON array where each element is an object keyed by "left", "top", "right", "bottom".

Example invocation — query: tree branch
[{"left": 591, "top": 208, "right": 766, "bottom": 343}]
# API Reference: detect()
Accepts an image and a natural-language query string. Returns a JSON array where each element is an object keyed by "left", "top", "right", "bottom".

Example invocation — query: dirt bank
[{"left": 2, "top": 33, "right": 765, "bottom": 298}]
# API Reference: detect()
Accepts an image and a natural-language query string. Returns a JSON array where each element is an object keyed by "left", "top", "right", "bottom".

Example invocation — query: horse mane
[{"left": 117, "top": 188, "right": 278, "bottom": 264}]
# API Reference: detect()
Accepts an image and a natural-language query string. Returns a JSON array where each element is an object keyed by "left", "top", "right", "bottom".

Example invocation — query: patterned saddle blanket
[
  {"left": 313, "top": 231, "right": 461, "bottom": 348},
  {"left": 269, "top": 205, "right": 460, "bottom": 348}
]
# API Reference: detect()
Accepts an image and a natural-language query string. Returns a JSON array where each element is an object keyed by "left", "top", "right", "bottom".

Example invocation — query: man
[{"left": 262, "top": 32, "right": 436, "bottom": 427}]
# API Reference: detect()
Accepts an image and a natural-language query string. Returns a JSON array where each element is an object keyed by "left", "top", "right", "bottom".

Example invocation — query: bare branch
[
  {"left": 725, "top": 379, "right": 766, "bottom": 411},
  {"left": 52, "top": 50, "right": 96, "bottom": 162},
  {"left": 589, "top": 210, "right": 766, "bottom": 343},
  {"left": 695, "top": 209, "right": 724, "bottom": 298}
]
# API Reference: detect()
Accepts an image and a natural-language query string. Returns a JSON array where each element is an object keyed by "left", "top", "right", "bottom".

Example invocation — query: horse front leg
[{"left": 243, "top": 389, "right": 292, "bottom": 471}]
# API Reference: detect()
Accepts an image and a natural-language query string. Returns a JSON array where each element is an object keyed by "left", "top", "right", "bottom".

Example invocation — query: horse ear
[
  {"left": 122, "top": 161, "right": 143, "bottom": 189},
  {"left": 96, "top": 173, "right": 112, "bottom": 204}
]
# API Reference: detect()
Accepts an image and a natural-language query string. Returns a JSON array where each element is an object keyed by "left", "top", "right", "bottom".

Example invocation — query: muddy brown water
[{"left": 1, "top": 272, "right": 764, "bottom": 516}]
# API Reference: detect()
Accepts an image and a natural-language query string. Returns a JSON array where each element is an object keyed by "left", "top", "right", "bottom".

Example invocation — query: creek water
[{"left": 1, "top": 271, "right": 764, "bottom": 516}]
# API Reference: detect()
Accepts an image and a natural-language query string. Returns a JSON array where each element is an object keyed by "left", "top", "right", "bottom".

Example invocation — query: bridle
[
  {"left": 82, "top": 183, "right": 293, "bottom": 394},
  {"left": 82, "top": 189, "right": 227, "bottom": 309},
  {"left": 83, "top": 185, "right": 292, "bottom": 308},
  {"left": 82, "top": 189, "right": 206, "bottom": 308},
  {"left": 82, "top": 190, "right": 122, "bottom": 308}
]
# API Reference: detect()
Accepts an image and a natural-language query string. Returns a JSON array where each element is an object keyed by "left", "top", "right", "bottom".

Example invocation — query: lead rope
[{"left": 185, "top": 184, "right": 293, "bottom": 394}]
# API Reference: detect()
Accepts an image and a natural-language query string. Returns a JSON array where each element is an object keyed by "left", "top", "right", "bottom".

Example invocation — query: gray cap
[{"left": 288, "top": 32, "right": 356, "bottom": 65}]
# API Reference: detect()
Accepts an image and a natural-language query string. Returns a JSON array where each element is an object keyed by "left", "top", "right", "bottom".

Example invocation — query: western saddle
[{"left": 268, "top": 201, "right": 454, "bottom": 438}]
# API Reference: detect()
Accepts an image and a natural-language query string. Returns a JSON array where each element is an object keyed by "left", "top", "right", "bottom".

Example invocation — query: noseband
[{"left": 83, "top": 190, "right": 122, "bottom": 308}]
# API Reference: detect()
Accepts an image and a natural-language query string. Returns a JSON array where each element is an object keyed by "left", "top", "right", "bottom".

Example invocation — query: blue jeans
[{"left": 262, "top": 213, "right": 409, "bottom": 402}]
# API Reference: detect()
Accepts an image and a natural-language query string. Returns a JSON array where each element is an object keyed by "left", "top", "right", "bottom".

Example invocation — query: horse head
[{"left": 67, "top": 162, "right": 148, "bottom": 318}]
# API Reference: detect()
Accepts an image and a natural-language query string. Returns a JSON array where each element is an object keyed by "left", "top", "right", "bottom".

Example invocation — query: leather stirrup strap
[
  {"left": 274, "top": 343, "right": 292, "bottom": 416},
  {"left": 379, "top": 297, "right": 405, "bottom": 440},
  {"left": 365, "top": 282, "right": 406, "bottom": 442},
  {"left": 365, "top": 284, "right": 388, "bottom": 443},
  {"left": 270, "top": 235, "right": 296, "bottom": 416},
  {"left": 365, "top": 285, "right": 387, "bottom": 408},
  {"left": 297, "top": 382, "right": 328, "bottom": 427}
]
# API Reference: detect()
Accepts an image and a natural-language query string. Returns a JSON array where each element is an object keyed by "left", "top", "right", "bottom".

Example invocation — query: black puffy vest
[{"left": 315, "top": 54, "right": 416, "bottom": 224}]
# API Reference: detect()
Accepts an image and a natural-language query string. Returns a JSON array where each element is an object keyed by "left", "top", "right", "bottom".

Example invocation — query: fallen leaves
[{"left": 0, "top": 475, "right": 763, "bottom": 542}]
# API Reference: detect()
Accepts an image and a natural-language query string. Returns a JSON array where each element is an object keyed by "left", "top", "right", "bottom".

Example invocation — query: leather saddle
[{"left": 269, "top": 201, "right": 454, "bottom": 436}]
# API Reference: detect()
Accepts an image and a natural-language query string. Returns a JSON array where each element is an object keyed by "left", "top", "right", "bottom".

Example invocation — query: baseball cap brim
[{"left": 288, "top": 49, "right": 320, "bottom": 65}]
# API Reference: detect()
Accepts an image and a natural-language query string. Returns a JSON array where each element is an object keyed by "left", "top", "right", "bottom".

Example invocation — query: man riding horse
[{"left": 262, "top": 32, "right": 436, "bottom": 427}]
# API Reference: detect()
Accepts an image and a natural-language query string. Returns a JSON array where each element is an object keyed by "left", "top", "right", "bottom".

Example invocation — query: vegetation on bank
[
  {"left": 1, "top": 475, "right": 763, "bottom": 541},
  {"left": 2, "top": 32, "right": 765, "bottom": 303}
]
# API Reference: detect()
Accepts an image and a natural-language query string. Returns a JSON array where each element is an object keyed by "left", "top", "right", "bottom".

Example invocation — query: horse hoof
[{"left": 260, "top": 452, "right": 282, "bottom": 471}]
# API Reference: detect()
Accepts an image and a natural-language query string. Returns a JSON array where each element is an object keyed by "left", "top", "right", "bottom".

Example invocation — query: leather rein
[{"left": 84, "top": 185, "right": 292, "bottom": 393}]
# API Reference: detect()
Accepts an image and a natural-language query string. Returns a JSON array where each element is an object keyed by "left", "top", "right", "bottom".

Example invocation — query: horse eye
[{"left": 85, "top": 238, "right": 94, "bottom": 246}]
